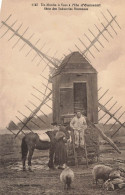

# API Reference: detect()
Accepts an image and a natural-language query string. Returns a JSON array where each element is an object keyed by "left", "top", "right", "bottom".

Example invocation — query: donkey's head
[{"left": 59, "top": 125, "right": 70, "bottom": 140}]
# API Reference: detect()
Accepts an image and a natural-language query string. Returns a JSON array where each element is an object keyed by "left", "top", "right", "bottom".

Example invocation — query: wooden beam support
[{"left": 86, "top": 119, "right": 121, "bottom": 154}]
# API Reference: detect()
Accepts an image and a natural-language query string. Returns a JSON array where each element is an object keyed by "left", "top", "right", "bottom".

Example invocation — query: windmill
[{"left": 0, "top": 9, "right": 124, "bottom": 164}]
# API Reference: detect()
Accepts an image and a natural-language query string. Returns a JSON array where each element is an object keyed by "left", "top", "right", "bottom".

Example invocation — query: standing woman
[{"left": 54, "top": 125, "right": 68, "bottom": 169}]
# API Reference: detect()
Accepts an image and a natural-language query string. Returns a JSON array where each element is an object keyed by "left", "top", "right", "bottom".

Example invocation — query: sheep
[
  {"left": 92, "top": 165, "right": 113, "bottom": 184},
  {"left": 60, "top": 165, "right": 74, "bottom": 190},
  {"left": 103, "top": 179, "right": 115, "bottom": 191},
  {"left": 103, "top": 177, "right": 125, "bottom": 190}
]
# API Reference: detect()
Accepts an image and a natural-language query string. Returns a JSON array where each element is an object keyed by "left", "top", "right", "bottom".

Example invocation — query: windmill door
[
  {"left": 73, "top": 82, "right": 87, "bottom": 115},
  {"left": 60, "top": 88, "right": 73, "bottom": 116}
]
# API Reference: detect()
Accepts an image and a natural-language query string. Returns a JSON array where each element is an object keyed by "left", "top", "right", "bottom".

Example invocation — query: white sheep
[
  {"left": 103, "top": 177, "right": 125, "bottom": 190},
  {"left": 60, "top": 165, "right": 74, "bottom": 190},
  {"left": 92, "top": 165, "right": 113, "bottom": 184}
]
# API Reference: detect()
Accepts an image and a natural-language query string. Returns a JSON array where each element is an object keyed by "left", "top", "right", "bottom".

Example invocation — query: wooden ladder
[{"left": 68, "top": 130, "right": 89, "bottom": 168}]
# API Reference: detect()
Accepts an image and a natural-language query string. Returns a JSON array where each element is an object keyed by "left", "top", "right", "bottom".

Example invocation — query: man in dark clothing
[{"left": 54, "top": 126, "right": 67, "bottom": 169}]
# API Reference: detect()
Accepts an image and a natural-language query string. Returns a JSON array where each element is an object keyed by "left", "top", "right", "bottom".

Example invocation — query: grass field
[{"left": 0, "top": 132, "right": 125, "bottom": 195}]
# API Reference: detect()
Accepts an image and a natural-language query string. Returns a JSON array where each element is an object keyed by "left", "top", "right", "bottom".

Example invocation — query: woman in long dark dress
[{"left": 54, "top": 126, "right": 68, "bottom": 169}]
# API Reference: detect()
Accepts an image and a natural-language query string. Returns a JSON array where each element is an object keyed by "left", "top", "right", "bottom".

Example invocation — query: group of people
[{"left": 53, "top": 111, "right": 87, "bottom": 169}]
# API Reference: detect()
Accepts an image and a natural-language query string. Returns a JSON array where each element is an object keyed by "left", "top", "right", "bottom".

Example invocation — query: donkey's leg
[
  {"left": 21, "top": 137, "right": 28, "bottom": 171},
  {"left": 28, "top": 147, "right": 34, "bottom": 171},
  {"left": 22, "top": 151, "right": 28, "bottom": 171}
]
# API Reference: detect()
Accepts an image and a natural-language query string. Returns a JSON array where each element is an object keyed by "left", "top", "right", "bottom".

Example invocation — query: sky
[{"left": 0, "top": 0, "right": 125, "bottom": 129}]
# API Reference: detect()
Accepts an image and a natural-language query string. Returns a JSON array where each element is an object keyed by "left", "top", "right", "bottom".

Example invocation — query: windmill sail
[
  {"left": 1, "top": 18, "right": 59, "bottom": 68},
  {"left": 15, "top": 91, "right": 52, "bottom": 138},
  {"left": 75, "top": 9, "right": 121, "bottom": 60},
  {"left": 98, "top": 88, "right": 125, "bottom": 137},
  {"left": 1, "top": 10, "right": 122, "bottom": 139}
]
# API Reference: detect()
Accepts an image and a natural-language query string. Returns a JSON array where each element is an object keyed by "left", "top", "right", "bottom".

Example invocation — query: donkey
[{"left": 21, "top": 127, "right": 70, "bottom": 171}]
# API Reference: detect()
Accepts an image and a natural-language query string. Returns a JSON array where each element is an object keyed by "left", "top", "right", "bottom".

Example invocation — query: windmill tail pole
[
  {"left": 86, "top": 119, "right": 121, "bottom": 154},
  {"left": 97, "top": 126, "right": 121, "bottom": 154}
]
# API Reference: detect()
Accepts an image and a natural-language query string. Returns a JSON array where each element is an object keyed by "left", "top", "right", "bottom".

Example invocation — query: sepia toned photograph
[{"left": 0, "top": 0, "right": 125, "bottom": 194}]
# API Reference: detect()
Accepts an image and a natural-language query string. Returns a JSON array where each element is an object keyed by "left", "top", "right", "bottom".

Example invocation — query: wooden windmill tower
[
  {"left": 51, "top": 51, "right": 98, "bottom": 125},
  {"left": 0, "top": 9, "right": 124, "bottom": 164}
]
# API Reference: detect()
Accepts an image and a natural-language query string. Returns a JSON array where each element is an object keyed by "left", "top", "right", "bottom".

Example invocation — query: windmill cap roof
[
  {"left": 61, "top": 51, "right": 89, "bottom": 64},
  {"left": 52, "top": 51, "right": 97, "bottom": 77}
]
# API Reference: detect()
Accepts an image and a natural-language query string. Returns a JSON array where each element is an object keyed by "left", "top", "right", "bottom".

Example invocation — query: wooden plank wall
[{"left": 52, "top": 73, "right": 98, "bottom": 124}]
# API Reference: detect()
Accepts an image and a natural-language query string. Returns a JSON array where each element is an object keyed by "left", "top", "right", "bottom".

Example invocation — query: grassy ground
[{"left": 0, "top": 133, "right": 125, "bottom": 195}]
